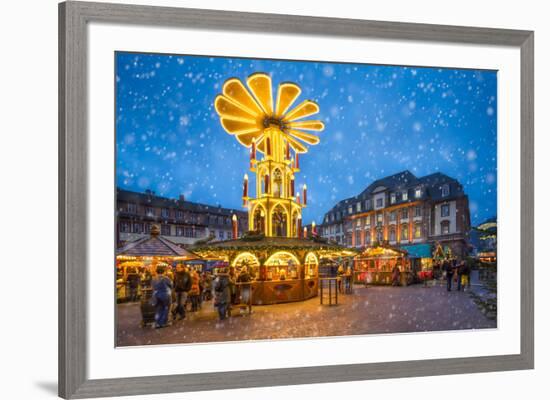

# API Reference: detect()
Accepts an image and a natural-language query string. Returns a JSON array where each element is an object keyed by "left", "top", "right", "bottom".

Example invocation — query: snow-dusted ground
[{"left": 117, "top": 281, "right": 495, "bottom": 347}]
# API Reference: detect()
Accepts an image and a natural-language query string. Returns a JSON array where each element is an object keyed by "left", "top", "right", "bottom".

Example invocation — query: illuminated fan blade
[
  {"left": 287, "top": 129, "right": 320, "bottom": 145},
  {"left": 247, "top": 73, "right": 273, "bottom": 115},
  {"left": 215, "top": 95, "right": 258, "bottom": 120},
  {"left": 287, "top": 120, "right": 325, "bottom": 131},
  {"left": 275, "top": 82, "right": 301, "bottom": 117},
  {"left": 235, "top": 131, "right": 264, "bottom": 147},
  {"left": 284, "top": 100, "right": 320, "bottom": 121},
  {"left": 284, "top": 134, "right": 308, "bottom": 153},
  {"left": 222, "top": 78, "right": 264, "bottom": 116},
  {"left": 220, "top": 117, "right": 261, "bottom": 135}
]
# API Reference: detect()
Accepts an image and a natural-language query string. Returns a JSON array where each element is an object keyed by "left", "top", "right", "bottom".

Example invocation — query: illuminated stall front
[
  {"left": 115, "top": 225, "right": 200, "bottom": 301},
  {"left": 192, "top": 237, "right": 351, "bottom": 305},
  {"left": 353, "top": 245, "right": 413, "bottom": 286}
]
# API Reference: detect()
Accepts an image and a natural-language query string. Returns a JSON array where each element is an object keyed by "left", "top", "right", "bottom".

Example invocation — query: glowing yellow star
[{"left": 214, "top": 72, "right": 324, "bottom": 153}]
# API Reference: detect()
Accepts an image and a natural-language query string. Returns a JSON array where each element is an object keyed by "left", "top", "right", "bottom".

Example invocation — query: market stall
[
  {"left": 401, "top": 243, "right": 434, "bottom": 281},
  {"left": 192, "top": 236, "right": 355, "bottom": 305},
  {"left": 115, "top": 225, "right": 200, "bottom": 302},
  {"left": 353, "top": 245, "right": 412, "bottom": 286}
]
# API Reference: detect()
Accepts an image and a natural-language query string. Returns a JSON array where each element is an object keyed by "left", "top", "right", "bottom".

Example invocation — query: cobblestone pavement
[{"left": 116, "top": 282, "right": 496, "bottom": 347}]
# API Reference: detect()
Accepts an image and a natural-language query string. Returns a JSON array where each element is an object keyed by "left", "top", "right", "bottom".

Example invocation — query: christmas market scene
[{"left": 114, "top": 53, "right": 498, "bottom": 346}]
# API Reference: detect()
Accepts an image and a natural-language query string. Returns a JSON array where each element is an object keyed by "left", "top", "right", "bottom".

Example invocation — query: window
[
  {"left": 161, "top": 208, "right": 170, "bottom": 218},
  {"left": 132, "top": 222, "right": 143, "bottom": 234},
  {"left": 389, "top": 227, "right": 396, "bottom": 242},
  {"left": 145, "top": 206, "right": 154, "bottom": 217},
  {"left": 441, "top": 220, "right": 450, "bottom": 235},
  {"left": 401, "top": 224, "right": 408, "bottom": 241},
  {"left": 218, "top": 230, "right": 224, "bottom": 239},
  {"left": 401, "top": 209, "right": 408, "bottom": 220},
  {"left": 365, "top": 216, "right": 370, "bottom": 226},
  {"left": 176, "top": 226, "right": 184, "bottom": 236},
  {"left": 389, "top": 211, "right": 396, "bottom": 222},
  {"left": 161, "top": 224, "right": 171, "bottom": 236},
  {"left": 218, "top": 216, "right": 223, "bottom": 225},
  {"left": 127, "top": 203, "right": 137, "bottom": 214},
  {"left": 355, "top": 230, "right": 361, "bottom": 246},
  {"left": 376, "top": 213, "right": 383, "bottom": 225},
  {"left": 414, "top": 223, "right": 422, "bottom": 239},
  {"left": 144, "top": 223, "right": 152, "bottom": 234},
  {"left": 184, "top": 227, "right": 193, "bottom": 237},
  {"left": 376, "top": 198, "right": 383, "bottom": 208},
  {"left": 402, "top": 191, "right": 408, "bottom": 201},
  {"left": 390, "top": 193, "right": 396, "bottom": 204},
  {"left": 441, "top": 204, "right": 450, "bottom": 217},
  {"left": 415, "top": 187, "right": 422, "bottom": 198},
  {"left": 365, "top": 199, "right": 371, "bottom": 210},
  {"left": 348, "top": 205, "right": 353, "bottom": 214},
  {"left": 441, "top": 184, "right": 450, "bottom": 197},
  {"left": 365, "top": 229, "right": 371, "bottom": 244},
  {"left": 414, "top": 206, "right": 422, "bottom": 217},
  {"left": 120, "top": 221, "right": 130, "bottom": 233},
  {"left": 356, "top": 202, "right": 362, "bottom": 212},
  {"left": 176, "top": 210, "right": 184, "bottom": 220},
  {"left": 356, "top": 219, "right": 361, "bottom": 227}
]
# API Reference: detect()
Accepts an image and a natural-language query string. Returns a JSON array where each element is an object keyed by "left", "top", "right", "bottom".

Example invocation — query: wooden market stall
[
  {"left": 116, "top": 225, "right": 200, "bottom": 301},
  {"left": 353, "top": 245, "right": 413, "bottom": 286},
  {"left": 191, "top": 236, "right": 355, "bottom": 305}
]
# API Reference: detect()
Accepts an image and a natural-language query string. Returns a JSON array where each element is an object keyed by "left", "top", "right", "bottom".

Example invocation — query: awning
[{"left": 400, "top": 244, "right": 432, "bottom": 258}]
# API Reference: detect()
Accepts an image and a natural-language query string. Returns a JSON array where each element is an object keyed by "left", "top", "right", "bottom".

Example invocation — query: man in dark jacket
[
  {"left": 126, "top": 267, "right": 141, "bottom": 302},
  {"left": 172, "top": 264, "right": 191, "bottom": 320},
  {"left": 214, "top": 269, "right": 231, "bottom": 320},
  {"left": 444, "top": 259, "right": 453, "bottom": 291},
  {"left": 151, "top": 266, "right": 173, "bottom": 328}
]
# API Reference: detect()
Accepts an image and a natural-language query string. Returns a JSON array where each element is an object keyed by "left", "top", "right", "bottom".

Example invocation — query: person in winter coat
[
  {"left": 172, "top": 264, "right": 191, "bottom": 320},
  {"left": 151, "top": 265, "right": 173, "bottom": 328},
  {"left": 444, "top": 259, "right": 453, "bottom": 291},
  {"left": 188, "top": 269, "right": 201, "bottom": 312},
  {"left": 214, "top": 269, "right": 231, "bottom": 320},
  {"left": 391, "top": 264, "right": 401, "bottom": 286},
  {"left": 126, "top": 266, "right": 141, "bottom": 302},
  {"left": 458, "top": 260, "right": 471, "bottom": 291}
]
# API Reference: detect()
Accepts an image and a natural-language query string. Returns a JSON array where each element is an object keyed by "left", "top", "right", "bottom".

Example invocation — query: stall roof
[
  {"left": 400, "top": 244, "right": 432, "bottom": 258},
  {"left": 117, "top": 234, "right": 199, "bottom": 259}
]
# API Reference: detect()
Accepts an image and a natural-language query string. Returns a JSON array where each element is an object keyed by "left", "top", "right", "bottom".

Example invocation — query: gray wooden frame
[{"left": 59, "top": 1, "right": 534, "bottom": 398}]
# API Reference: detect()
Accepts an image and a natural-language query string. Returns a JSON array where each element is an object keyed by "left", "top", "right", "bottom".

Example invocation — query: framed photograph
[{"left": 59, "top": 1, "right": 534, "bottom": 398}]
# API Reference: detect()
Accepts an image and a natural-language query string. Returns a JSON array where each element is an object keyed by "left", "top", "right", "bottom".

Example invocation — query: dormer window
[
  {"left": 441, "top": 184, "right": 450, "bottom": 197},
  {"left": 348, "top": 205, "right": 353, "bottom": 214},
  {"left": 390, "top": 193, "right": 396, "bottom": 204},
  {"left": 127, "top": 203, "right": 137, "bottom": 214},
  {"left": 415, "top": 187, "right": 422, "bottom": 198},
  {"left": 402, "top": 191, "right": 408, "bottom": 201},
  {"left": 356, "top": 202, "right": 362, "bottom": 212}
]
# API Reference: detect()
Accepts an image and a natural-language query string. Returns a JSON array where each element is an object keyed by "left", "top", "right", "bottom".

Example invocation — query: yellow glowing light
[{"left": 214, "top": 72, "right": 324, "bottom": 154}]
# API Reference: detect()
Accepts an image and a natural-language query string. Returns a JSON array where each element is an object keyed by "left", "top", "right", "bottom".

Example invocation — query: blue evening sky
[{"left": 116, "top": 52, "right": 497, "bottom": 226}]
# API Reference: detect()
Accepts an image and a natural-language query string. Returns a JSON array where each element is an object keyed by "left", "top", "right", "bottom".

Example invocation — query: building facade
[
  {"left": 116, "top": 188, "right": 248, "bottom": 247},
  {"left": 319, "top": 171, "right": 471, "bottom": 258}
]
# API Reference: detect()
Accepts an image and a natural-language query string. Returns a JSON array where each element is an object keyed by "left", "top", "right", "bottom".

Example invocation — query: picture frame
[{"left": 59, "top": 1, "right": 534, "bottom": 398}]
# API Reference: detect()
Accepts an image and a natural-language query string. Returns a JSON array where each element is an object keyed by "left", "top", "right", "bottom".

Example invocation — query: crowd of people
[
  {"left": 441, "top": 258, "right": 472, "bottom": 291},
  {"left": 127, "top": 264, "right": 252, "bottom": 329}
]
